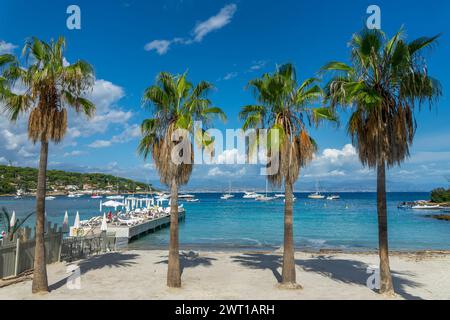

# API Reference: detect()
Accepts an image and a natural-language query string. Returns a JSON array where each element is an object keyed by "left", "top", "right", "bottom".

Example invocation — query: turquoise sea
[{"left": 1, "top": 192, "right": 450, "bottom": 251}]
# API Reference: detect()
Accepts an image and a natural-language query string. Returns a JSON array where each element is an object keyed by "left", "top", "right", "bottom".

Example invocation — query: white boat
[
  {"left": 274, "top": 194, "right": 285, "bottom": 198},
  {"left": 221, "top": 182, "right": 235, "bottom": 200},
  {"left": 68, "top": 193, "right": 83, "bottom": 198},
  {"left": 243, "top": 192, "right": 263, "bottom": 199},
  {"left": 91, "top": 194, "right": 103, "bottom": 199},
  {"left": 179, "top": 194, "right": 195, "bottom": 199},
  {"left": 255, "top": 181, "right": 275, "bottom": 202},
  {"left": 308, "top": 192, "right": 325, "bottom": 199},
  {"left": 412, "top": 204, "right": 441, "bottom": 210},
  {"left": 155, "top": 193, "right": 170, "bottom": 200},
  {"left": 186, "top": 198, "right": 200, "bottom": 203},
  {"left": 308, "top": 181, "right": 325, "bottom": 199},
  {"left": 256, "top": 196, "right": 275, "bottom": 202},
  {"left": 106, "top": 195, "right": 124, "bottom": 200},
  {"left": 326, "top": 195, "right": 340, "bottom": 200},
  {"left": 45, "top": 196, "right": 56, "bottom": 201}
]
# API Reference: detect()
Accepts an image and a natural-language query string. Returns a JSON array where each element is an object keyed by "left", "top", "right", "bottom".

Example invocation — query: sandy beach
[{"left": 1, "top": 250, "right": 450, "bottom": 300}]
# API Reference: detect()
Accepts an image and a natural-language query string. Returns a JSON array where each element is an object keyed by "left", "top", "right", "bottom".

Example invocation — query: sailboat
[
  {"left": 255, "top": 181, "right": 275, "bottom": 202},
  {"left": 243, "top": 191, "right": 262, "bottom": 199},
  {"left": 220, "top": 182, "right": 235, "bottom": 200},
  {"left": 308, "top": 181, "right": 325, "bottom": 199},
  {"left": 107, "top": 176, "right": 124, "bottom": 199}
]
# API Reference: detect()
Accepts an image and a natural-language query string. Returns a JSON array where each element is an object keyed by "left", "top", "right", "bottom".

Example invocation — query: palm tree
[
  {"left": 239, "top": 63, "right": 336, "bottom": 287},
  {"left": 322, "top": 28, "right": 441, "bottom": 295},
  {"left": 0, "top": 37, "right": 96, "bottom": 293},
  {"left": 138, "top": 71, "right": 225, "bottom": 287}
]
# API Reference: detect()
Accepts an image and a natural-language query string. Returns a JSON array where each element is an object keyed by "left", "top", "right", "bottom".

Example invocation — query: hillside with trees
[{"left": 0, "top": 165, "right": 153, "bottom": 195}]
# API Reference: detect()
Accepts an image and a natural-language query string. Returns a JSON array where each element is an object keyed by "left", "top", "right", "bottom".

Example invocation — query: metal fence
[
  {"left": 60, "top": 232, "right": 116, "bottom": 262},
  {"left": 0, "top": 223, "right": 116, "bottom": 279}
]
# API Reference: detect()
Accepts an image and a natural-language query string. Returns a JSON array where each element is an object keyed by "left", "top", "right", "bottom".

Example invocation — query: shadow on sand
[
  {"left": 49, "top": 252, "right": 139, "bottom": 292},
  {"left": 156, "top": 251, "right": 217, "bottom": 274},
  {"left": 231, "top": 253, "right": 423, "bottom": 300}
]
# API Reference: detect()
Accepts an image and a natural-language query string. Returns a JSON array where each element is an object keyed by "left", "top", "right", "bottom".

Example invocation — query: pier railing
[{"left": 60, "top": 232, "right": 116, "bottom": 262}]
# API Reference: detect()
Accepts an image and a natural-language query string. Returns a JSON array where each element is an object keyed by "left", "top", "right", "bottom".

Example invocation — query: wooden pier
[{"left": 109, "top": 212, "right": 186, "bottom": 248}]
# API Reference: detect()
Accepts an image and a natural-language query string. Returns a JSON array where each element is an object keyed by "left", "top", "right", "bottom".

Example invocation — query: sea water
[{"left": 1, "top": 192, "right": 449, "bottom": 251}]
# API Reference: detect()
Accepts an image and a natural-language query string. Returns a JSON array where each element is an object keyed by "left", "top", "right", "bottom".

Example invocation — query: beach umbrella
[
  {"left": 62, "top": 211, "right": 69, "bottom": 233},
  {"left": 101, "top": 213, "right": 108, "bottom": 232},
  {"left": 10, "top": 211, "right": 16, "bottom": 228},
  {"left": 74, "top": 211, "right": 80, "bottom": 228},
  {"left": 102, "top": 200, "right": 124, "bottom": 210}
]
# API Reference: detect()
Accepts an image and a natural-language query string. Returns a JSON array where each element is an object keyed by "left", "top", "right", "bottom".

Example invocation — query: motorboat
[
  {"left": 91, "top": 194, "right": 103, "bottom": 199},
  {"left": 326, "top": 195, "right": 340, "bottom": 200},
  {"left": 186, "top": 198, "right": 200, "bottom": 203},
  {"left": 179, "top": 194, "right": 195, "bottom": 199},
  {"left": 45, "top": 196, "right": 56, "bottom": 201},
  {"left": 106, "top": 195, "right": 124, "bottom": 200},
  {"left": 14, "top": 190, "right": 24, "bottom": 199},
  {"left": 411, "top": 204, "right": 441, "bottom": 210},
  {"left": 398, "top": 202, "right": 414, "bottom": 209},
  {"left": 68, "top": 193, "right": 83, "bottom": 198},
  {"left": 274, "top": 194, "right": 285, "bottom": 198},
  {"left": 243, "top": 192, "right": 263, "bottom": 199},
  {"left": 256, "top": 196, "right": 275, "bottom": 202},
  {"left": 308, "top": 192, "right": 325, "bottom": 199}
]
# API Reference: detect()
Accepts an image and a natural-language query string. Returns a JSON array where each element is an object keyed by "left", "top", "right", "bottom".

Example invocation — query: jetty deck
[{"left": 109, "top": 212, "right": 186, "bottom": 248}]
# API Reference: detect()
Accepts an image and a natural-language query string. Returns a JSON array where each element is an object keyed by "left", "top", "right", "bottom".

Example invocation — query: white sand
[{"left": 1, "top": 250, "right": 450, "bottom": 300}]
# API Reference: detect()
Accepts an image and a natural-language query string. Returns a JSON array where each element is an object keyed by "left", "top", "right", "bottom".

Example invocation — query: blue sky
[{"left": 0, "top": 0, "right": 449, "bottom": 191}]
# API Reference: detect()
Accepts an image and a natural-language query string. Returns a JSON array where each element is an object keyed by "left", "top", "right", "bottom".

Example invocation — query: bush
[{"left": 431, "top": 188, "right": 450, "bottom": 203}]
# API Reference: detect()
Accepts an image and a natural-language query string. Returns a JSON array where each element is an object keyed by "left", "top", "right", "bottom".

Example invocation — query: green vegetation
[
  {"left": 431, "top": 188, "right": 450, "bottom": 203},
  {"left": 0, "top": 208, "right": 35, "bottom": 240},
  {"left": 0, "top": 165, "right": 152, "bottom": 195}
]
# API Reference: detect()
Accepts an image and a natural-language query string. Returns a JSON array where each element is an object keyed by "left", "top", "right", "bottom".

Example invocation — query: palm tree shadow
[
  {"left": 231, "top": 253, "right": 424, "bottom": 300},
  {"left": 156, "top": 251, "right": 217, "bottom": 275},
  {"left": 231, "top": 253, "right": 282, "bottom": 283},
  {"left": 49, "top": 252, "right": 139, "bottom": 292},
  {"left": 297, "top": 255, "right": 423, "bottom": 300}
]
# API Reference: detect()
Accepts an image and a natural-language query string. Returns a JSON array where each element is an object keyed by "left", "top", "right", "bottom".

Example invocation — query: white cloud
[
  {"left": 63, "top": 150, "right": 85, "bottom": 158},
  {"left": 192, "top": 4, "right": 237, "bottom": 42},
  {"left": 88, "top": 124, "right": 141, "bottom": 149},
  {"left": 88, "top": 140, "right": 112, "bottom": 149},
  {"left": 222, "top": 72, "right": 238, "bottom": 81},
  {"left": 302, "top": 144, "right": 361, "bottom": 179},
  {"left": 207, "top": 166, "right": 246, "bottom": 177},
  {"left": 144, "top": 4, "right": 237, "bottom": 55},
  {"left": 0, "top": 40, "right": 17, "bottom": 54},
  {"left": 68, "top": 79, "right": 131, "bottom": 138},
  {"left": 215, "top": 148, "right": 246, "bottom": 164},
  {"left": 144, "top": 40, "right": 172, "bottom": 55},
  {"left": 248, "top": 60, "right": 267, "bottom": 72}
]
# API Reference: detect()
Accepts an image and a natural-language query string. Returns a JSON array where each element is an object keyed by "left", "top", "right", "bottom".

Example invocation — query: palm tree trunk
[
  {"left": 32, "top": 140, "right": 49, "bottom": 294},
  {"left": 377, "top": 160, "right": 394, "bottom": 295},
  {"left": 281, "top": 180, "right": 298, "bottom": 287},
  {"left": 167, "top": 177, "right": 181, "bottom": 288}
]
